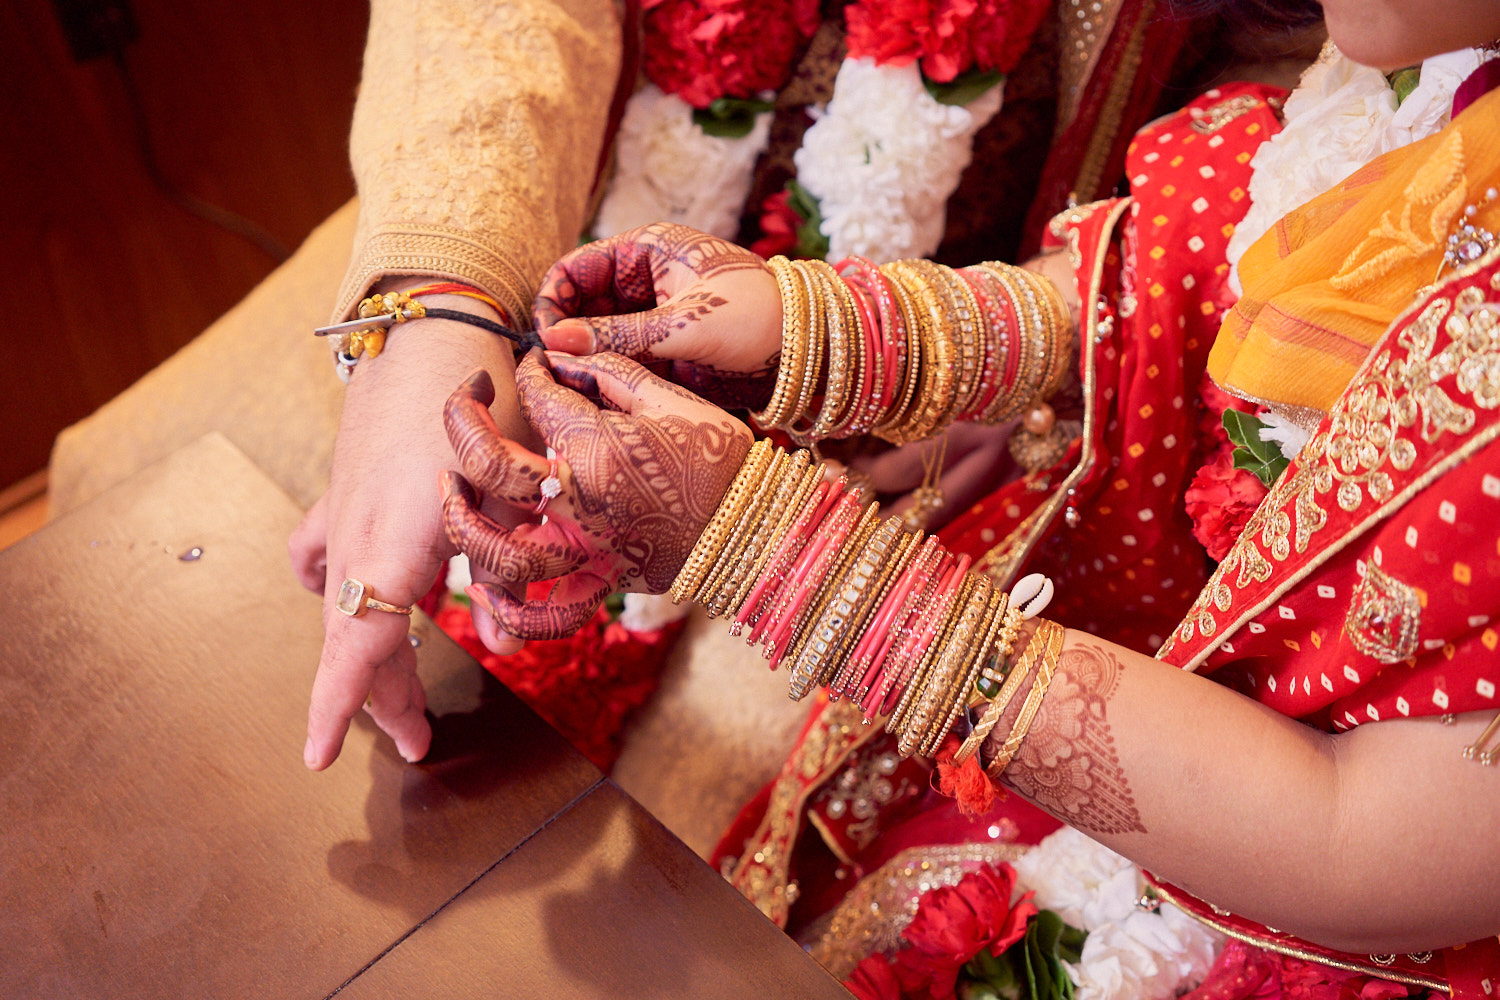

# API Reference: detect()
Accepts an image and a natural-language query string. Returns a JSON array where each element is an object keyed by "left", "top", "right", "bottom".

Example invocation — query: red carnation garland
[
  {"left": 844, "top": 0, "right": 1051, "bottom": 83},
  {"left": 642, "top": 0, "right": 819, "bottom": 108}
]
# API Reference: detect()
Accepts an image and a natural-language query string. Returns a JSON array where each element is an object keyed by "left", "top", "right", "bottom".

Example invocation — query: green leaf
[
  {"left": 691, "top": 96, "right": 775, "bottom": 138},
  {"left": 1388, "top": 66, "right": 1421, "bottom": 106},
  {"left": 785, "top": 180, "right": 831, "bottom": 260},
  {"left": 1222, "top": 409, "right": 1289, "bottom": 487},
  {"left": 924, "top": 68, "right": 1004, "bottom": 107},
  {"left": 604, "top": 591, "right": 626, "bottom": 620},
  {"left": 1002, "top": 910, "right": 1085, "bottom": 1000}
]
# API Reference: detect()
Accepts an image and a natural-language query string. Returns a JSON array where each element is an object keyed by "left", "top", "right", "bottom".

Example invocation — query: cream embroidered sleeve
[{"left": 332, "top": 0, "right": 623, "bottom": 324}]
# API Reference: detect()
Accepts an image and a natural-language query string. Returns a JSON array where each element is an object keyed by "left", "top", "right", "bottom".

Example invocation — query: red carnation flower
[
  {"left": 643, "top": 0, "right": 816, "bottom": 107},
  {"left": 893, "top": 863, "right": 1038, "bottom": 999},
  {"left": 845, "top": 0, "right": 1047, "bottom": 83},
  {"left": 845, "top": 952, "right": 905, "bottom": 1000},
  {"left": 1184, "top": 445, "right": 1267, "bottom": 562},
  {"left": 751, "top": 188, "right": 802, "bottom": 259}
]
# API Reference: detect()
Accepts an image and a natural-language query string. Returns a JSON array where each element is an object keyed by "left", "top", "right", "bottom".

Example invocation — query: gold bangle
[
  {"left": 750, "top": 257, "right": 810, "bottom": 430},
  {"left": 669, "top": 439, "right": 773, "bottom": 603},
  {"left": 888, "top": 573, "right": 975, "bottom": 748},
  {"left": 785, "top": 503, "right": 881, "bottom": 699},
  {"left": 986, "top": 619, "right": 1066, "bottom": 779},
  {"left": 699, "top": 449, "right": 793, "bottom": 616},
  {"left": 909, "top": 576, "right": 997, "bottom": 758},
  {"left": 787, "top": 514, "right": 902, "bottom": 700},
  {"left": 873, "top": 264, "right": 927, "bottom": 444},
  {"left": 953, "top": 612, "right": 1041, "bottom": 764},
  {"left": 785, "top": 260, "right": 828, "bottom": 442},
  {"left": 710, "top": 450, "right": 818, "bottom": 619},
  {"left": 884, "top": 260, "right": 957, "bottom": 444},
  {"left": 830, "top": 528, "right": 920, "bottom": 699}
]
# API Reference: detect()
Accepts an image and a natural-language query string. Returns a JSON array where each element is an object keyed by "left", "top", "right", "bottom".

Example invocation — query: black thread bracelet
[{"left": 424, "top": 307, "right": 545, "bottom": 353}]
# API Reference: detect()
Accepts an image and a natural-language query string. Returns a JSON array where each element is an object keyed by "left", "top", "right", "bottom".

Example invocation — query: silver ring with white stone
[{"left": 535, "top": 447, "right": 563, "bottom": 514}]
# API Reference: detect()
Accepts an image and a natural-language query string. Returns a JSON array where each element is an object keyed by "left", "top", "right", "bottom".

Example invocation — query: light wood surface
[{"left": 0, "top": 434, "right": 849, "bottom": 998}]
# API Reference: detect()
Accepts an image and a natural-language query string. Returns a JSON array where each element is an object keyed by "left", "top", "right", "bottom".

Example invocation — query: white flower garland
[
  {"left": 796, "top": 58, "right": 1004, "bottom": 263},
  {"left": 593, "top": 61, "right": 1003, "bottom": 263},
  {"left": 593, "top": 84, "right": 773, "bottom": 241},
  {"left": 1226, "top": 43, "right": 1485, "bottom": 295},
  {"left": 1013, "top": 827, "right": 1222, "bottom": 1000}
]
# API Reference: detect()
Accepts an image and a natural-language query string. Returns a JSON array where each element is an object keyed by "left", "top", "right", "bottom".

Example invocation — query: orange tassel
[{"left": 933, "top": 735, "right": 1001, "bottom": 817}]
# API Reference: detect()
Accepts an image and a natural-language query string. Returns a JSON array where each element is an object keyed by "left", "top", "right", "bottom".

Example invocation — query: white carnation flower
[
  {"left": 796, "top": 59, "right": 1003, "bottom": 263},
  {"left": 1013, "top": 827, "right": 1222, "bottom": 1000},
  {"left": 1258, "top": 409, "right": 1313, "bottom": 460},
  {"left": 619, "top": 592, "right": 692, "bottom": 632},
  {"left": 1226, "top": 44, "right": 1480, "bottom": 294},
  {"left": 594, "top": 85, "right": 771, "bottom": 241}
]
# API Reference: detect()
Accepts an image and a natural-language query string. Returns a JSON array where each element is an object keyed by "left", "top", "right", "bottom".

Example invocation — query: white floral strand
[
  {"left": 594, "top": 85, "right": 772, "bottom": 241},
  {"left": 1013, "top": 827, "right": 1222, "bottom": 1000},
  {"left": 1226, "top": 44, "right": 1485, "bottom": 294},
  {"left": 795, "top": 58, "right": 1004, "bottom": 264}
]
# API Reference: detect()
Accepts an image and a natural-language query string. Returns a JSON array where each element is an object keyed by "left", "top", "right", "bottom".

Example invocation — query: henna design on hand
[
  {"left": 441, "top": 472, "right": 585, "bottom": 584},
  {"left": 519, "top": 362, "right": 751, "bottom": 592},
  {"left": 441, "top": 353, "right": 753, "bottom": 646},
  {"left": 533, "top": 223, "right": 773, "bottom": 378},
  {"left": 443, "top": 371, "right": 544, "bottom": 504},
  {"left": 992, "top": 640, "right": 1147, "bottom": 836},
  {"left": 469, "top": 576, "right": 612, "bottom": 641}
]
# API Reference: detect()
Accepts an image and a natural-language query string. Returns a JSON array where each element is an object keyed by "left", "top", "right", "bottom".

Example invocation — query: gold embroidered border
[
  {"left": 1150, "top": 883, "right": 1450, "bottom": 993},
  {"left": 1171, "top": 246, "right": 1500, "bottom": 671},
  {"left": 801, "top": 842, "right": 1030, "bottom": 980},
  {"left": 333, "top": 224, "right": 538, "bottom": 325},
  {"left": 727, "top": 698, "right": 881, "bottom": 925}
]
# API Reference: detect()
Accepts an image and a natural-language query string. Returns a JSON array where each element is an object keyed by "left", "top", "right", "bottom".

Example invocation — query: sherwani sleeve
[{"left": 331, "top": 0, "right": 623, "bottom": 324}]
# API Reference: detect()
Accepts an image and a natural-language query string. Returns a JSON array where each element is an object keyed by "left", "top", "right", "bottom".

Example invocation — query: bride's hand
[
  {"left": 441, "top": 350, "right": 752, "bottom": 641},
  {"left": 532, "top": 223, "right": 782, "bottom": 409}
]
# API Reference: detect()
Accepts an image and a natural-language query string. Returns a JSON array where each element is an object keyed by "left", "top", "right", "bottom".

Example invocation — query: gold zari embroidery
[
  {"left": 1165, "top": 281, "right": 1500, "bottom": 656},
  {"left": 1345, "top": 564, "right": 1422, "bottom": 664},
  {"left": 801, "top": 843, "right": 1028, "bottom": 979}
]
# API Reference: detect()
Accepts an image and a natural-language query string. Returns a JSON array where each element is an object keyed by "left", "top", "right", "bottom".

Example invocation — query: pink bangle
[
  {"left": 958, "top": 269, "right": 1007, "bottom": 421},
  {"left": 839, "top": 537, "right": 940, "bottom": 708},
  {"left": 747, "top": 483, "right": 847, "bottom": 648},
  {"left": 734, "top": 480, "right": 830, "bottom": 638},
  {"left": 766, "top": 494, "right": 862, "bottom": 667},
  {"left": 843, "top": 533, "right": 938, "bottom": 692},
  {"left": 880, "top": 554, "right": 971, "bottom": 721}
]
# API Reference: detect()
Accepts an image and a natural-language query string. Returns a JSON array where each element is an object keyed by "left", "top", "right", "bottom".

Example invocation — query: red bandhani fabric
[
  {"left": 944, "top": 83, "right": 1285, "bottom": 653},
  {"left": 713, "top": 82, "right": 1284, "bottom": 941}
]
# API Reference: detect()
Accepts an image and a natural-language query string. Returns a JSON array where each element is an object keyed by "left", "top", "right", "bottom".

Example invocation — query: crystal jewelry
[
  {"left": 535, "top": 448, "right": 562, "bottom": 514},
  {"left": 335, "top": 577, "right": 415, "bottom": 617}
]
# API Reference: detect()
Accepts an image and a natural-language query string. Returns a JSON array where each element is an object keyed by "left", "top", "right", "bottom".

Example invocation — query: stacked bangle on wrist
[
  {"left": 673, "top": 441, "right": 1065, "bottom": 787},
  {"left": 755, "top": 256, "right": 1076, "bottom": 446}
]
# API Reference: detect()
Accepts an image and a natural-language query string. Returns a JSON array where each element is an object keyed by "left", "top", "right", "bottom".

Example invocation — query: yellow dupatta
[{"left": 1207, "top": 84, "right": 1500, "bottom": 425}]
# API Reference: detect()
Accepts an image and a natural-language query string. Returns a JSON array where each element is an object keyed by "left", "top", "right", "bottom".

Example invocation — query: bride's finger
[
  {"left": 441, "top": 472, "right": 586, "bottom": 583},
  {"left": 444, "top": 370, "right": 555, "bottom": 506},
  {"left": 466, "top": 572, "right": 612, "bottom": 641}
]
